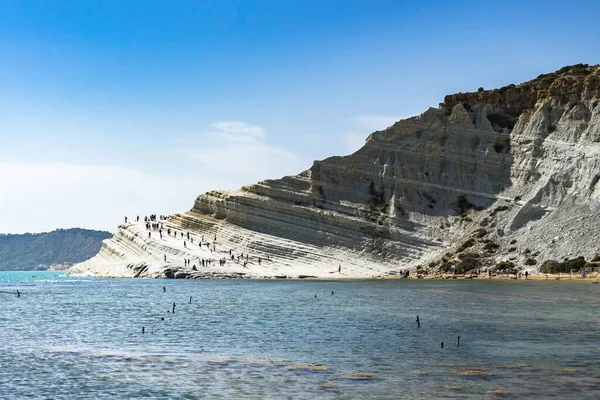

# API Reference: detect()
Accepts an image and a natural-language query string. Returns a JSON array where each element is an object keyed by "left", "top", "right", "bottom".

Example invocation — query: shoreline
[
  {"left": 66, "top": 221, "right": 600, "bottom": 282},
  {"left": 63, "top": 269, "right": 600, "bottom": 282},
  {"left": 410, "top": 272, "right": 600, "bottom": 281}
]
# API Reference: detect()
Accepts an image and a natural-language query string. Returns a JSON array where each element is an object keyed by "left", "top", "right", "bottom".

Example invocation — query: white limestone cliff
[{"left": 68, "top": 64, "right": 600, "bottom": 278}]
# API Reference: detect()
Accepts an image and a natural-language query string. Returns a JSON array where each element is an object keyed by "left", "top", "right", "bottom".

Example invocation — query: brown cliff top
[{"left": 442, "top": 63, "right": 600, "bottom": 117}]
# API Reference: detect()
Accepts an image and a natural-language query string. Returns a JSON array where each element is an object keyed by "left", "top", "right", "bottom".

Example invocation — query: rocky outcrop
[{"left": 69, "top": 64, "right": 600, "bottom": 278}]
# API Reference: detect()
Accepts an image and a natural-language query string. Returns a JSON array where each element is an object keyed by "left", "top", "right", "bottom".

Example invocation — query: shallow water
[{"left": 1, "top": 271, "right": 599, "bottom": 399}]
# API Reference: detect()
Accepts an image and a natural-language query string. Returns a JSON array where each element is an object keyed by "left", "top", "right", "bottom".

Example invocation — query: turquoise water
[{"left": 1, "top": 271, "right": 599, "bottom": 399}]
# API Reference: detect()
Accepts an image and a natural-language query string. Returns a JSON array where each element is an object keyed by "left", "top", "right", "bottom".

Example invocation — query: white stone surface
[{"left": 69, "top": 65, "right": 600, "bottom": 278}]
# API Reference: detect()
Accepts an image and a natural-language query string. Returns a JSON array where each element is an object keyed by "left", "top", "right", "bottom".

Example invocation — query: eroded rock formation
[{"left": 68, "top": 64, "right": 600, "bottom": 278}]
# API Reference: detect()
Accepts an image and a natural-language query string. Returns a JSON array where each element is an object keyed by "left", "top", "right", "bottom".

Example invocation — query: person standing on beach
[{"left": 338, "top": 265, "right": 341, "bottom": 274}]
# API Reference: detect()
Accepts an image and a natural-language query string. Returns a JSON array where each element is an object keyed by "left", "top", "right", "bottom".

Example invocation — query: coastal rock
[{"left": 68, "top": 64, "right": 600, "bottom": 278}]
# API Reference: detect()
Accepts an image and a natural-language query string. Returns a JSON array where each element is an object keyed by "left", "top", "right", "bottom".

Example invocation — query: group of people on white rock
[
  {"left": 125, "top": 213, "right": 275, "bottom": 271},
  {"left": 124, "top": 214, "right": 170, "bottom": 224}
]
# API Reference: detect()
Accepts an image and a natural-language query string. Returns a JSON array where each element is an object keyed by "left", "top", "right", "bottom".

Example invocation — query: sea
[{"left": 1, "top": 271, "right": 599, "bottom": 399}]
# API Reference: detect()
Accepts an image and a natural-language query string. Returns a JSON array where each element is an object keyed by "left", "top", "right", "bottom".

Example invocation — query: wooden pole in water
[
  {"left": 142, "top": 327, "right": 145, "bottom": 334},
  {"left": 441, "top": 341, "right": 444, "bottom": 349},
  {"left": 189, "top": 296, "right": 192, "bottom": 304},
  {"left": 416, "top": 315, "right": 420, "bottom": 328},
  {"left": 172, "top": 302, "right": 176, "bottom": 313},
  {"left": 456, "top": 336, "right": 460, "bottom": 347}
]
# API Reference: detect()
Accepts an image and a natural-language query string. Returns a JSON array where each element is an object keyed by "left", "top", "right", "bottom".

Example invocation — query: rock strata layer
[{"left": 69, "top": 64, "right": 600, "bottom": 278}]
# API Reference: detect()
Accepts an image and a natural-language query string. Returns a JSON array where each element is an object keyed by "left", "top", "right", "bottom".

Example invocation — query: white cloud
[
  {"left": 338, "top": 115, "right": 405, "bottom": 154},
  {"left": 349, "top": 115, "right": 403, "bottom": 131},
  {"left": 174, "top": 121, "right": 306, "bottom": 185},
  {"left": 0, "top": 162, "right": 212, "bottom": 234},
  {"left": 0, "top": 120, "right": 307, "bottom": 234},
  {"left": 342, "top": 133, "right": 367, "bottom": 153},
  {"left": 182, "top": 142, "right": 301, "bottom": 183},
  {"left": 207, "top": 121, "right": 266, "bottom": 142}
]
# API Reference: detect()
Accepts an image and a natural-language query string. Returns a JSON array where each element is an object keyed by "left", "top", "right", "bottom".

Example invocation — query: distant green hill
[{"left": 0, "top": 228, "right": 111, "bottom": 271}]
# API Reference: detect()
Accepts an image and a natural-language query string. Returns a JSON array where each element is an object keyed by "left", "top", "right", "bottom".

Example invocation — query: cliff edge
[{"left": 68, "top": 64, "right": 600, "bottom": 278}]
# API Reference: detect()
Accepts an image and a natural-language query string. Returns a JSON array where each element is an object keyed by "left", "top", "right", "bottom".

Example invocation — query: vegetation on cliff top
[
  {"left": 0, "top": 228, "right": 111, "bottom": 271},
  {"left": 539, "top": 257, "right": 595, "bottom": 274}
]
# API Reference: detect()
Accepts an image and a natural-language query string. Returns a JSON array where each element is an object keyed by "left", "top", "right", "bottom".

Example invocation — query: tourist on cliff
[
  {"left": 125, "top": 216, "right": 128, "bottom": 223},
  {"left": 136, "top": 215, "right": 139, "bottom": 222}
]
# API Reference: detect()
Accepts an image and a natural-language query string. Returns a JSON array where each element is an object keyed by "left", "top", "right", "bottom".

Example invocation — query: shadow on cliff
[{"left": 306, "top": 105, "right": 514, "bottom": 227}]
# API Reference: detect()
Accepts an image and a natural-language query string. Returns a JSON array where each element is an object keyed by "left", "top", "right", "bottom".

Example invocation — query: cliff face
[{"left": 69, "top": 64, "right": 600, "bottom": 278}]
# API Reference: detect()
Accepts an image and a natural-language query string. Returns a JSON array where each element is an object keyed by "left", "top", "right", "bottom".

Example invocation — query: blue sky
[{"left": 1, "top": 0, "right": 599, "bottom": 233}]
